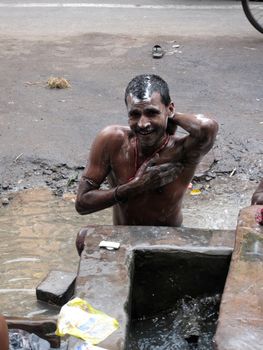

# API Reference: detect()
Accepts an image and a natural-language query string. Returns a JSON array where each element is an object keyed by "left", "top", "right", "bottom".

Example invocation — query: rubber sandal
[{"left": 152, "top": 45, "right": 164, "bottom": 59}]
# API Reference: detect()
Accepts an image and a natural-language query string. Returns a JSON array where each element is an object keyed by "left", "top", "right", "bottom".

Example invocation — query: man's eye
[
  {"left": 146, "top": 110, "right": 159, "bottom": 117},
  {"left": 129, "top": 111, "right": 140, "bottom": 119}
]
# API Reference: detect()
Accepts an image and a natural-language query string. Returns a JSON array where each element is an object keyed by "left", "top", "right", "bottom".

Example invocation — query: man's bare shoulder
[{"left": 99, "top": 125, "right": 131, "bottom": 140}]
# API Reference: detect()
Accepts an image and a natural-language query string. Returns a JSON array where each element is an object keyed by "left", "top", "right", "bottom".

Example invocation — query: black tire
[{"left": 242, "top": 0, "right": 263, "bottom": 33}]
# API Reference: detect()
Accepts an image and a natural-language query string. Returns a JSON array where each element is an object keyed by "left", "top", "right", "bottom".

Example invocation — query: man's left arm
[{"left": 170, "top": 112, "right": 219, "bottom": 164}]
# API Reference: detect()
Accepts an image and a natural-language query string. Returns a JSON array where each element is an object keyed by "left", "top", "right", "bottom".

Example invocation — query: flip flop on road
[{"left": 152, "top": 45, "right": 164, "bottom": 59}]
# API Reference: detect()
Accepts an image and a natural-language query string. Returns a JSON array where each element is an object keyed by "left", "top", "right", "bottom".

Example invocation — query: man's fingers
[
  {"left": 135, "top": 159, "right": 152, "bottom": 177},
  {"left": 135, "top": 154, "right": 162, "bottom": 177},
  {"left": 146, "top": 162, "right": 183, "bottom": 175}
]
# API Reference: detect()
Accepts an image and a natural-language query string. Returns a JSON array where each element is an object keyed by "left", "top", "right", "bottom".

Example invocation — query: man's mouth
[{"left": 137, "top": 129, "right": 154, "bottom": 136}]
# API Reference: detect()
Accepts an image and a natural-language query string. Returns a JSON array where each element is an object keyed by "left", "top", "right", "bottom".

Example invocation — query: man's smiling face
[{"left": 127, "top": 91, "right": 172, "bottom": 147}]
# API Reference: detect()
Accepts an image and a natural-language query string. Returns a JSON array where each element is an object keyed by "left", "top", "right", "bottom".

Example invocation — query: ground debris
[
  {"left": 47, "top": 77, "right": 70, "bottom": 89},
  {"left": 1, "top": 197, "right": 9, "bottom": 205}
]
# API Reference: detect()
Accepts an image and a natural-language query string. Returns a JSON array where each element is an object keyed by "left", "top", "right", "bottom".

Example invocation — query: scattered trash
[
  {"left": 47, "top": 77, "right": 70, "bottom": 89},
  {"left": 188, "top": 183, "right": 193, "bottom": 189},
  {"left": 152, "top": 45, "right": 164, "bottom": 59},
  {"left": 172, "top": 44, "right": 180, "bottom": 48},
  {"left": 13, "top": 153, "right": 23, "bottom": 162},
  {"left": 9, "top": 329, "right": 50, "bottom": 350},
  {"left": 72, "top": 340, "right": 108, "bottom": 350},
  {"left": 190, "top": 189, "right": 202, "bottom": 196},
  {"left": 229, "top": 168, "right": 236, "bottom": 177},
  {"left": 56, "top": 297, "right": 119, "bottom": 344},
  {"left": 255, "top": 208, "right": 263, "bottom": 225}
]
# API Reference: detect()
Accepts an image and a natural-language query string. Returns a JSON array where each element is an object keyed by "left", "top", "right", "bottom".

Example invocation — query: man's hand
[
  {"left": 166, "top": 114, "right": 178, "bottom": 135},
  {"left": 144, "top": 162, "right": 183, "bottom": 187},
  {"left": 117, "top": 157, "right": 183, "bottom": 199}
]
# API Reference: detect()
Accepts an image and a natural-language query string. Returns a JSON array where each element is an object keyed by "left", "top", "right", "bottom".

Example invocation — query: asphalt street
[{"left": 0, "top": 0, "right": 262, "bottom": 188}]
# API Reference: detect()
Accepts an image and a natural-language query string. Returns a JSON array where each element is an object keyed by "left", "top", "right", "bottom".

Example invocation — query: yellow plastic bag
[
  {"left": 56, "top": 297, "right": 119, "bottom": 344},
  {"left": 190, "top": 189, "right": 202, "bottom": 196}
]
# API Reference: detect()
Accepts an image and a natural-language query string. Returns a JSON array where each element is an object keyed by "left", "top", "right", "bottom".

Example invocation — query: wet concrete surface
[{"left": 0, "top": 176, "right": 255, "bottom": 319}]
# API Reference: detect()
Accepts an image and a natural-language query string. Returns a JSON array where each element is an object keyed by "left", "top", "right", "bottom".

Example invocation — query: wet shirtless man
[{"left": 75, "top": 74, "right": 218, "bottom": 254}]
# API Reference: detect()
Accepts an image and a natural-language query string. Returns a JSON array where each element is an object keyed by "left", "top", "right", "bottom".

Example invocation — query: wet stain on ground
[{"left": 0, "top": 187, "right": 111, "bottom": 317}]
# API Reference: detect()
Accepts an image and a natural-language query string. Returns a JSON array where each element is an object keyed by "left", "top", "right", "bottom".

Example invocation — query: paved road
[
  {"left": 0, "top": 0, "right": 262, "bottom": 185},
  {"left": 0, "top": 1, "right": 256, "bottom": 38}
]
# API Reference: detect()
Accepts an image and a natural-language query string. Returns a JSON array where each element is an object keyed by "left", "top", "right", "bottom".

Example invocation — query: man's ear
[{"left": 167, "top": 102, "right": 175, "bottom": 117}]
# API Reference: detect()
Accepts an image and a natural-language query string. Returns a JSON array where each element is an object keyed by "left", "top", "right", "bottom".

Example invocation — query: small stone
[
  {"left": 50, "top": 166, "right": 58, "bottom": 173},
  {"left": 2, "top": 183, "right": 9, "bottom": 190},
  {"left": 2, "top": 197, "right": 9, "bottom": 205},
  {"left": 43, "top": 169, "right": 53, "bottom": 175}
]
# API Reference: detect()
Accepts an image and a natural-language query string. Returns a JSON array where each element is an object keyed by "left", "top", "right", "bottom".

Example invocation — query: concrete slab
[
  {"left": 68, "top": 225, "right": 235, "bottom": 349},
  {"left": 215, "top": 205, "right": 263, "bottom": 350}
]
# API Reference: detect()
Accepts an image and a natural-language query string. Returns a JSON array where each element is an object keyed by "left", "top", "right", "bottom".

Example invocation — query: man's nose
[{"left": 138, "top": 115, "right": 150, "bottom": 128}]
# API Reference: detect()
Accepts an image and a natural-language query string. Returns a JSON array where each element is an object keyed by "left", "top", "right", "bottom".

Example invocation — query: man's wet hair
[{"left": 125, "top": 74, "right": 171, "bottom": 107}]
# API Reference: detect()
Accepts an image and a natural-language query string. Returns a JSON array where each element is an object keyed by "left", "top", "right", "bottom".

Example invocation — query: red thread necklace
[{"left": 129, "top": 133, "right": 170, "bottom": 181}]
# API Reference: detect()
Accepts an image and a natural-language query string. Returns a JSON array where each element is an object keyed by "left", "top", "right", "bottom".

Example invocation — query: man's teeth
[{"left": 139, "top": 130, "right": 152, "bottom": 135}]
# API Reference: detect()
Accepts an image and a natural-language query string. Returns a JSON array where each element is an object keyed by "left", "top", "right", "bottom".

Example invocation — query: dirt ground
[{"left": 0, "top": 33, "right": 262, "bottom": 204}]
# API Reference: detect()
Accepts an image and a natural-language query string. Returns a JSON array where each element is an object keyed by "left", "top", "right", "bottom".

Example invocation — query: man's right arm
[{"left": 75, "top": 126, "right": 120, "bottom": 215}]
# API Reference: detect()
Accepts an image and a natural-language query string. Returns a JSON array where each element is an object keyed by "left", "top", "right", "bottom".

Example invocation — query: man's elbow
[
  {"left": 197, "top": 118, "right": 218, "bottom": 154},
  {"left": 205, "top": 118, "right": 218, "bottom": 135},
  {"left": 201, "top": 118, "right": 219, "bottom": 143},
  {"left": 75, "top": 197, "right": 92, "bottom": 215}
]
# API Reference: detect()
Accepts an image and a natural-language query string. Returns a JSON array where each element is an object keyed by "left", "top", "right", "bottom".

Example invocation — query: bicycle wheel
[{"left": 242, "top": 0, "right": 263, "bottom": 33}]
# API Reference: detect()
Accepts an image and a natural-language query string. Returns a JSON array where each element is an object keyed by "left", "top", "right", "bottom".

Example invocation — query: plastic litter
[
  {"left": 56, "top": 297, "right": 119, "bottom": 344},
  {"left": 190, "top": 189, "right": 202, "bottom": 196},
  {"left": 72, "top": 340, "right": 108, "bottom": 350},
  {"left": 9, "top": 329, "right": 50, "bottom": 350}
]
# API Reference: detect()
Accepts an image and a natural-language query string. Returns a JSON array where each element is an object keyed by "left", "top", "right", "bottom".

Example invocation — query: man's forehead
[{"left": 127, "top": 91, "right": 162, "bottom": 107}]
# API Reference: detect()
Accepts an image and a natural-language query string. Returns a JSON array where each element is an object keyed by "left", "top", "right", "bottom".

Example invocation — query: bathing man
[{"left": 75, "top": 74, "right": 219, "bottom": 254}]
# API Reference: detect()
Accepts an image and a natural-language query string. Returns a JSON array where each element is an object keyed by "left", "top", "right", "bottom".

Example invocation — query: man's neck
[{"left": 138, "top": 133, "right": 169, "bottom": 158}]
